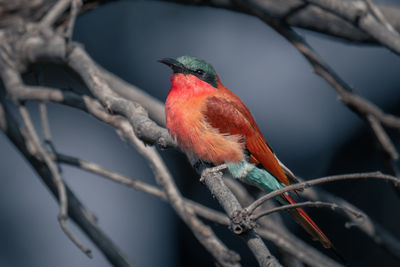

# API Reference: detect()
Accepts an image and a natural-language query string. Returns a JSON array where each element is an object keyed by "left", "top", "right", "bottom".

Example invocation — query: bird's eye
[{"left": 195, "top": 69, "right": 205, "bottom": 75}]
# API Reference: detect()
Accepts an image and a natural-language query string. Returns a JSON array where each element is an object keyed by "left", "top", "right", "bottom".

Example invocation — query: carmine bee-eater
[{"left": 159, "top": 56, "right": 332, "bottom": 249}]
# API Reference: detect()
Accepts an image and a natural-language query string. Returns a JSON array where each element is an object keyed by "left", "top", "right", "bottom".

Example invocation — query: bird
[{"left": 159, "top": 55, "right": 332, "bottom": 249}]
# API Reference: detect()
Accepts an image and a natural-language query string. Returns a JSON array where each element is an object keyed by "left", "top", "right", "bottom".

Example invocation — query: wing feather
[{"left": 203, "top": 89, "right": 290, "bottom": 185}]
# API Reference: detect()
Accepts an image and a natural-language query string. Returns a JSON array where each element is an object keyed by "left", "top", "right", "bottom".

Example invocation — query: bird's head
[{"left": 158, "top": 56, "right": 218, "bottom": 88}]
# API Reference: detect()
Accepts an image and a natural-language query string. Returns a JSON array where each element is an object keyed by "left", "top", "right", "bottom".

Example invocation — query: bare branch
[
  {"left": 123, "top": 125, "right": 241, "bottom": 267},
  {"left": 61, "top": 43, "right": 245, "bottom": 265},
  {"left": 54, "top": 152, "right": 342, "bottom": 267},
  {"left": 301, "top": 187, "right": 400, "bottom": 260},
  {"left": 40, "top": 0, "right": 72, "bottom": 27},
  {"left": 14, "top": 84, "right": 342, "bottom": 266},
  {"left": 2, "top": 1, "right": 400, "bottom": 265},
  {"left": 54, "top": 152, "right": 231, "bottom": 225},
  {"left": 223, "top": 178, "right": 341, "bottom": 267},
  {"left": 47, "top": 85, "right": 241, "bottom": 265},
  {"left": 247, "top": 172, "right": 400, "bottom": 214},
  {"left": 367, "top": 115, "right": 399, "bottom": 161},
  {"left": 17, "top": 81, "right": 342, "bottom": 266},
  {"left": 0, "top": 99, "right": 135, "bottom": 266},
  {"left": 163, "top": 0, "right": 400, "bottom": 43},
  {"left": 304, "top": 0, "right": 400, "bottom": 54},
  {"left": 200, "top": 167, "right": 282, "bottom": 267},
  {"left": 97, "top": 65, "right": 166, "bottom": 126},
  {"left": 66, "top": 44, "right": 175, "bottom": 148},
  {"left": 18, "top": 104, "right": 91, "bottom": 257},
  {"left": 253, "top": 18, "right": 400, "bottom": 131},
  {"left": 39, "top": 102, "right": 52, "bottom": 142},
  {"left": 364, "top": 0, "right": 399, "bottom": 35},
  {"left": 63, "top": 0, "right": 81, "bottom": 40},
  {"left": 277, "top": 157, "right": 400, "bottom": 262},
  {"left": 252, "top": 201, "right": 363, "bottom": 222},
  {"left": 39, "top": 102, "right": 62, "bottom": 175}
]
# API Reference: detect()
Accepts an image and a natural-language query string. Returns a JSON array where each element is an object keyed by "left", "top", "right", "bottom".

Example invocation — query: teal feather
[
  {"left": 227, "top": 161, "right": 283, "bottom": 193},
  {"left": 227, "top": 161, "right": 334, "bottom": 250}
]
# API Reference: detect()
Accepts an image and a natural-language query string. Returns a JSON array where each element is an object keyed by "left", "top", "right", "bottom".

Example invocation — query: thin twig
[
  {"left": 19, "top": 105, "right": 67, "bottom": 222},
  {"left": 223, "top": 177, "right": 341, "bottom": 267},
  {"left": 304, "top": 0, "right": 400, "bottom": 55},
  {"left": 18, "top": 105, "right": 92, "bottom": 257},
  {"left": 39, "top": 102, "right": 61, "bottom": 167},
  {"left": 264, "top": 20, "right": 400, "bottom": 130},
  {"left": 367, "top": 115, "right": 399, "bottom": 161},
  {"left": 247, "top": 172, "right": 400, "bottom": 214},
  {"left": 366, "top": 114, "right": 400, "bottom": 194},
  {"left": 0, "top": 99, "right": 136, "bottom": 266},
  {"left": 252, "top": 201, "right": 364, "bottom": 221},
  {"left": 54, "top": 147, "right": 342, "bottom": 266},
  {"left": 39, "top": 102, "right": 52, "bottom": 142},
  {"left": 40, "top": 0, "right": 72, "bottom": 27},
  {"left": 301, "top": 187, "right": 400, "bottom": 260},
  {"left": 64, "top": 0, "right": 81, "bottom": 40},
  {"left": 54, "top": 152, "right": 231, "bottom": 225},
  {"left": 364, "top": 0, "right": 399, "bottom": 35}
]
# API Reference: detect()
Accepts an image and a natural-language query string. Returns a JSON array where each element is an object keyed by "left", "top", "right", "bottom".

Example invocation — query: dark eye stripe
[
  {"left": 195, "top": 69, "right": 205, "bottom": 75},
  {"left": 193, "top": 71, "right": 218, "bottom": 88}
]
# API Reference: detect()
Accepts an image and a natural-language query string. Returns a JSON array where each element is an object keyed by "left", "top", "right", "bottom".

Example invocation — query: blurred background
[{"left": 1, "top": 0, "right": 400, "bottom": 266}]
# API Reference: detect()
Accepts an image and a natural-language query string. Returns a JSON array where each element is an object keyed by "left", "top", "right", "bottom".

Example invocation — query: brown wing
[{"left": 203, "top": 90, "right": 290, "bottom": 185}]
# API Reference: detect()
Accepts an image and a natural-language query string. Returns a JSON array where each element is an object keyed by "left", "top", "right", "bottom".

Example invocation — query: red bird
[{"left": 160, "top": 56, "right": 332, "bottom": 249}]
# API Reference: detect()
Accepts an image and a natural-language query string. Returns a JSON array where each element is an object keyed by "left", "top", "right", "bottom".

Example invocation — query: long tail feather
[{"left": 278, "top": 193, "right": 333, "bottom": 249}]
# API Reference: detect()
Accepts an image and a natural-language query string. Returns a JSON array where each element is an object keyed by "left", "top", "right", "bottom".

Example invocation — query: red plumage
[{"left": 165, "top": 68, "right": 332, "bottom": 249}]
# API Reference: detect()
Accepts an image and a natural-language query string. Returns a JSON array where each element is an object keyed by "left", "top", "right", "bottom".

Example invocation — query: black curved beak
[{"left": 158, "top": 58, "right": 185, "bottom": 73}]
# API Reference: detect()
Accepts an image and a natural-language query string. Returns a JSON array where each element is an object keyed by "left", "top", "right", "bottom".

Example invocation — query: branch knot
[{"left": 230, "top": 209, "right": 255, "bottom": 235}]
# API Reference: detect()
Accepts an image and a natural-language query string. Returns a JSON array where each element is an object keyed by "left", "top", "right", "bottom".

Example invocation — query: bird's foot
[{"left": 200, "top": 164, "right": 227, "bottom": 182}]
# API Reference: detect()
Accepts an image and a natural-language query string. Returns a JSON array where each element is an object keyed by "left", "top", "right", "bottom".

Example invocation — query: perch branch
[{"left": 200, "top": 166, "right": 282, "bottom": 267}]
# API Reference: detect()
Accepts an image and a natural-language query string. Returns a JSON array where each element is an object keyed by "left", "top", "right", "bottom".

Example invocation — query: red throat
[
  {"left": 165, "top": 73, "right": 245, "bottom": 165},
  {"left": 168, "top": 73, "right": 216, "bottom": 99}
]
